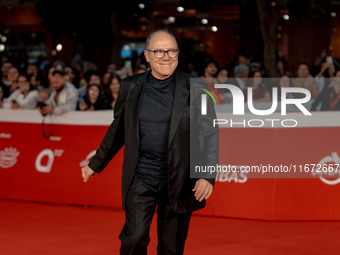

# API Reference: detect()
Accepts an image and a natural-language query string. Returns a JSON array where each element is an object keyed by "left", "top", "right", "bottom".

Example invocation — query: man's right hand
[{"left": 82, "top": 165, "right": 95, "bottom": 183}]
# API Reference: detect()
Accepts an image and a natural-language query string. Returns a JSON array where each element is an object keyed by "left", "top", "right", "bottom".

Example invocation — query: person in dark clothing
[
  {"left": 81, "top": 29, "right": 218, "bottom": 255},
  {"left": 77, "top": 83, "right": 108, "bottom": 111},
  {"left": 311, "top": 70, "right": 340, "bottom": 111}
]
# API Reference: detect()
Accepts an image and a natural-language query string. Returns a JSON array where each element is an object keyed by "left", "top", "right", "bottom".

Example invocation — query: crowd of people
[
  {"left": 195, "top": 49, "right": 340, "bottom": 111},
  {"left": 0, "top": 56, "right": 148, "bottom": 114},
  {"left": 1, "top": 45, "right": 340, "bottom": 113}
]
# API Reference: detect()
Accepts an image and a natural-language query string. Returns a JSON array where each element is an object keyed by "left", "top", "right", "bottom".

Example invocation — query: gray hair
[
  {"left": 145, "top": 29, "right": 178, "bottom": 49},
  {"left": 234, "top": 64, "right": 249, "bottom": 78}
]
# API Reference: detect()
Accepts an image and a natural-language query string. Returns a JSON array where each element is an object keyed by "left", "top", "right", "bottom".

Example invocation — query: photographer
[{"left": 40, "top": 70, "right": 78, "bottom": 116}]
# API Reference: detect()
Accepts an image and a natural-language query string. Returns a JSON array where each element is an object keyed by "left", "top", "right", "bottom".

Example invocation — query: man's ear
[{"left": 144, "top": 50, "right": 150, "bottom": 63}]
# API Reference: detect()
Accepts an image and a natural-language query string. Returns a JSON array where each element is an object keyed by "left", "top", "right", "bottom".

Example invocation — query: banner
[{"left": 1, "top": 109, "right": 340, "bottom": 220}]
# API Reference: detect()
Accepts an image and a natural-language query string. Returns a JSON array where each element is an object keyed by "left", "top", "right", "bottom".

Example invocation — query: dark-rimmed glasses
[{"left": 146, "top": 49, "right": 179, "bottom": 59}]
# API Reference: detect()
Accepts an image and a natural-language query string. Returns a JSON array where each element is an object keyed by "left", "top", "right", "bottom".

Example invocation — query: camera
[
  {"left": 37, "top": 101, "right": 47, "bottom": 107},
  {"left": 37, "top": 101, "right": 48, "bottom": 117}
]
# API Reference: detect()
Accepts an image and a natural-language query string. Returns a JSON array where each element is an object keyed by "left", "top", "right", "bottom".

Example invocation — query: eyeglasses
[{"left": 147, "top": 49, "right": 179, "bottom": 59}]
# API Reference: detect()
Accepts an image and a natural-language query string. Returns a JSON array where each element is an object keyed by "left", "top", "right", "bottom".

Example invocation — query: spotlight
[
  {"left": 177, "top": 6, "right": 184, "bottom": 12},
  {"left": 168, "top": 16, "right": 175, "bottom": 23},
  {"left": 201, "top": 18, "right": 208, "bottom": 25},
  {"left": 56, "top": 44, "right": 62, "bottom": 51},
  {"left": 212, "top": 26, "right": 218, "bottom": 32}
]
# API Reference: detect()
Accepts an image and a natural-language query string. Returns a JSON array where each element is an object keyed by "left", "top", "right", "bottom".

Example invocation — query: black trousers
[{"left": 119, "top": 174, "right": 192, "bottom": 255}]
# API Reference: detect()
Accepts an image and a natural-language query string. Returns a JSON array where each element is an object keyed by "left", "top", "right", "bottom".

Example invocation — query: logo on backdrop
[
  {"left": 79, "top": 150, "right": 96, "bottom": 168},
  {"left": 199, "top": 82, "right": 312, "bottom": 128},
  {"left": 215, "top": 166, "right": 248, "bottom": 183},
  {"left": 35, "top": 148, "right": 64, "bottom": 173},
  {"left": 0, "top": 133, "right": 12, "bottom": 139},
  {"left": 0, "top": 147, "right": 20, "bottom": 168},
  {"left": 312, "top": 152, "right": 340, "bottom": 185}
]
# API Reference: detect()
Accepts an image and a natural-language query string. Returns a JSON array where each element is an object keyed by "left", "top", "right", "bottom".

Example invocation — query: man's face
[
  {"left": 144, "top": 32, "right": 178, "bottom": 79},
  {"left": 205, "top": 63, "right": 217, "bottom": 77},
  {"left": 51, "top": 74, "right": 66, "bottom": 90}
]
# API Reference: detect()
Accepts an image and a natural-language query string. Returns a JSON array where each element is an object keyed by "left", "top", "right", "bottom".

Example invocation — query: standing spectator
[
  {"left": 201, "top": 60, "right": 218, "bottom": 78},
  {"left": 315, "top": 62, "right": 336, "bottom": 92},
  {"left": 29, "top": 73, "right": 42, "bottom": 89},
  {"left": 3, "top": 74, "right": 38, "bottom": 109},
  {"left": 232, "top": 64, "right": 249, "bottom": 90},
  {"left": 292, "top": 62, "right": 319, "bottom": 99},
  {"left": 2, "top": 66, "right": 19, "bottom": 99},
  {"left": 103, "top": 73, "right": 121, "bottom": 109},
  {"left": 311, "top": 69, "right": 340, "bottom": 111},
  {"left": 237, "top": 53, "right": 248, "bottom": 65},
  {"left": 278, "top": 74, "right": 296, "bottom": 99},
  {"left": 216, "top": 68, "right": 228, "bottom": 83},
  {"left": 106, "top": 63, "right": 117, "bottom": 73},
  {"left": 1, "top": 62, "right": 12, "bottom": 98},
  {"left": 243, "top": 71, "right": 270, "bottom": 102},
  {"left": 102, "top": 72, "right": 112, "bottom": 85},
  {"left": 26, "top": 64, "right": 39, "bottom": 77},
  {"left": 78, "top": 84, "right": 107, "bottom": 111},
  {"left": 249, "top": 57, "right": 262, "bottom": 73},
  {"left": 1, "top": 61, "right": 12, "bottom": 85},
  {"left": 46, "top": 65, "right": 62, "bottom": 89},
  {"left": 276, "top": 59, "right": 288, "bottom": 77},
  {"left": 64, "top": 66, "right": 76, "bottom": 85},
  {"left": 77, "top": 77, "right": 88, "bottom": 99},
  {"left": 40, "top": 70, "right": 78, "bottom": 115}
]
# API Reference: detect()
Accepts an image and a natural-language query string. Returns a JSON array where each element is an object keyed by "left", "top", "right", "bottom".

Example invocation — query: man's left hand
[{"left": 192, "top": 179, "right": 213, "bottom": 202}]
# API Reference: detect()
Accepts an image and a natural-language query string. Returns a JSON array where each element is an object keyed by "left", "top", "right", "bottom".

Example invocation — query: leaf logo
[
  {"left": 0, "top": 147, "right": 20, "bottom": 168},
  {"left": 199, "top": 80, "right": 223, "bottom": 106}
]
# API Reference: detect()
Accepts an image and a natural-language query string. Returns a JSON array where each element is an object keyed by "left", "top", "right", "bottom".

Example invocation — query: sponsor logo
[
  {"left": 312, "top": 152, "right": 340, "bottom": 185},
  {"left": 49, "top": 136, "right": 62, "bottom": 141},
  {"left": 0, "top": 147, "right": 19, "bottom": 168},
  {"left": 35, "top": 149, "right": 64, "bottom": 173},
  {"left": 0, "top": 133, "right": 12, "bottom": 139},
  {"left": 215, "top": 166, "right": 248, "bottom": 183}
]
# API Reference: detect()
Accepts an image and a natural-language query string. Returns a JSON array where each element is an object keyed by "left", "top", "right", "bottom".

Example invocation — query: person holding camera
[{"left": 40, "top": 70, "right": 78, "bottom": 116}]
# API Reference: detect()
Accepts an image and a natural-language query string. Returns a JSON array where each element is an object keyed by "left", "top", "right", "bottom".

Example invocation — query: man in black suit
[{"left": 82, "top": 29, "right": 218, "bottom": 254}]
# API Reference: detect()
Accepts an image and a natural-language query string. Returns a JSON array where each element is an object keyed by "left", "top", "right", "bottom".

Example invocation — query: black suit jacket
[{"left": 89, "top": 69, "right": 218, "bottom": 214}]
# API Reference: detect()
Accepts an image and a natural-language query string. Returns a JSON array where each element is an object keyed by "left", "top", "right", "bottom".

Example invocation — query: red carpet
[{"left": 1, "top": 199, "right": 339, "bottom": 255}]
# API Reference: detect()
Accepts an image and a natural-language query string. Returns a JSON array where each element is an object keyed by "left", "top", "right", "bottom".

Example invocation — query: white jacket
[{"left": 46, "top": 82, "right": 78, "bottom": 115}]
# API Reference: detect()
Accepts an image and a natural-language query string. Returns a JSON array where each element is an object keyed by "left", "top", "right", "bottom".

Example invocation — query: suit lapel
[
  {"left": 129, "top": 70, "right": 149, "bottom": 145},
  {"left": 168, "top": 70, "right": 189, "bottom": 147}
]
